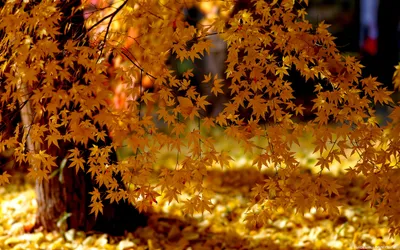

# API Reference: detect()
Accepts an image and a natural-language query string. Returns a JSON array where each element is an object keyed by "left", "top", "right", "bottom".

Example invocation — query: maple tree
[
  {"left": 0, "top": 0, "right": 146, "bottom": 234},
  {"left": 1, "top": 0, "right": 400, "bottom": 237}
]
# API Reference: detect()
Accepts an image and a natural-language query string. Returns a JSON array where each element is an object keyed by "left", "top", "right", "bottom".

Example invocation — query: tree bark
[
  {"left": 34, "top": 144, "right": 146, "bottom": 235},
  {"left": 30, "top": 0, "right": 146, "bottom": 235}
]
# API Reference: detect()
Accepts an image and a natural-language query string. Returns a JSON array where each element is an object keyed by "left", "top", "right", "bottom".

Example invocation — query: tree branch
[{"left": 97, "top": 0, "right": 128, "bottom": 61}]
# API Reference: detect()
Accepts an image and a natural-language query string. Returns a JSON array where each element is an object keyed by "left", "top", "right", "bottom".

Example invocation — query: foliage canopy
[{"left": 1, "top": 0, "right": 400, "bottom": 235}]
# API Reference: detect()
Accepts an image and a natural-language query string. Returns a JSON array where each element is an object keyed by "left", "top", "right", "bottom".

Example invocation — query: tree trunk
[
  {"left": 31, "top": 0, "right": 146, "bottom": 235},
  {"left": 34, "top": 145, "right": 146, "bottom": 235},
  {"left": 377, "top": 0, "right": 400, "bottom": 89}
]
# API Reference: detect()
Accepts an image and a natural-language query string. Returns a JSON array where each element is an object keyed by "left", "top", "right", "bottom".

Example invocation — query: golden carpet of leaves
[{"left": 1, "top": 162, "right": 400, "bottom": 250}]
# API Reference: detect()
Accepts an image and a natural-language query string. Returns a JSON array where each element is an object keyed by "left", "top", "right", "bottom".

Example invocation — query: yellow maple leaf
[{"left": 89, "top": 201, "right": 104, "bottom": 218}]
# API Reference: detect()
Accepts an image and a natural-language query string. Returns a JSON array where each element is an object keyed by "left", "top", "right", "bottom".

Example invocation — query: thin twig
[
  {"left": 96, "top": 0, "right": 128, "bottom": 62},
  {"left": 119, "top": 50, "right": 156, "bottom": 80}
]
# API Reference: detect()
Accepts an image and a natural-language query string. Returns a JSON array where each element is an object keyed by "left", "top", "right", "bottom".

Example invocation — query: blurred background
[
  {"left": 180, "top": 0, "right": 400, "bottom": 118},
  {"left": 307, "top": 0, "right": 400, "bottom": 89},
  {"left": 82, "top": 0, "right": 400, "bottom": 109},
  {"left": 306, "top": 0, "right": 400, "bottom": 123}
]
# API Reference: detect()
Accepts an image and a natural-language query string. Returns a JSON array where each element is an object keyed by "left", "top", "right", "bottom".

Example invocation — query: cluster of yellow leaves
[
  {"left": 0, "top": 172, "right": 11, "bottom": 185},
  {"left": 1, "top": 0, "right": 400, "bottom": 235}
]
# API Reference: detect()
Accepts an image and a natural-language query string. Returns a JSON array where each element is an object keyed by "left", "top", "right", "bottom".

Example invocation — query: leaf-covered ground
[{"left": 1, "top": 165, "right": 400, "bottom": 250}]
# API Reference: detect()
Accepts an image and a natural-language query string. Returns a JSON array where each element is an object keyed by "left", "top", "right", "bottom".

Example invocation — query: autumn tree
[
  {"left": 0, "top": 0, "right": 145, "bottom": 234},
  {"left": 2, "top": 0, "right": 400, "bottom": 237}
]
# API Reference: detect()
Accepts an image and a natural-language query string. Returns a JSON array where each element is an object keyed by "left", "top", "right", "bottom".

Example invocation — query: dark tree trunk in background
[
  {"left": 377, "top": 0, "right": 400, "bottom": 89},
  {"left": 33, "top": 0, "right": 146, "bottom": 235},
  {"left": 229, "top": 0, "right": 316, "bottom": 121}
]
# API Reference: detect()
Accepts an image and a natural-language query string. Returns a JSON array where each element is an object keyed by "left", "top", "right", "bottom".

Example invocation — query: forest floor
[
  {"left": 1, "top": 132, "right": 400, "bottom": 249},
  {"left": 2, "top": 170, "right": 400, "bottom": 250}
]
